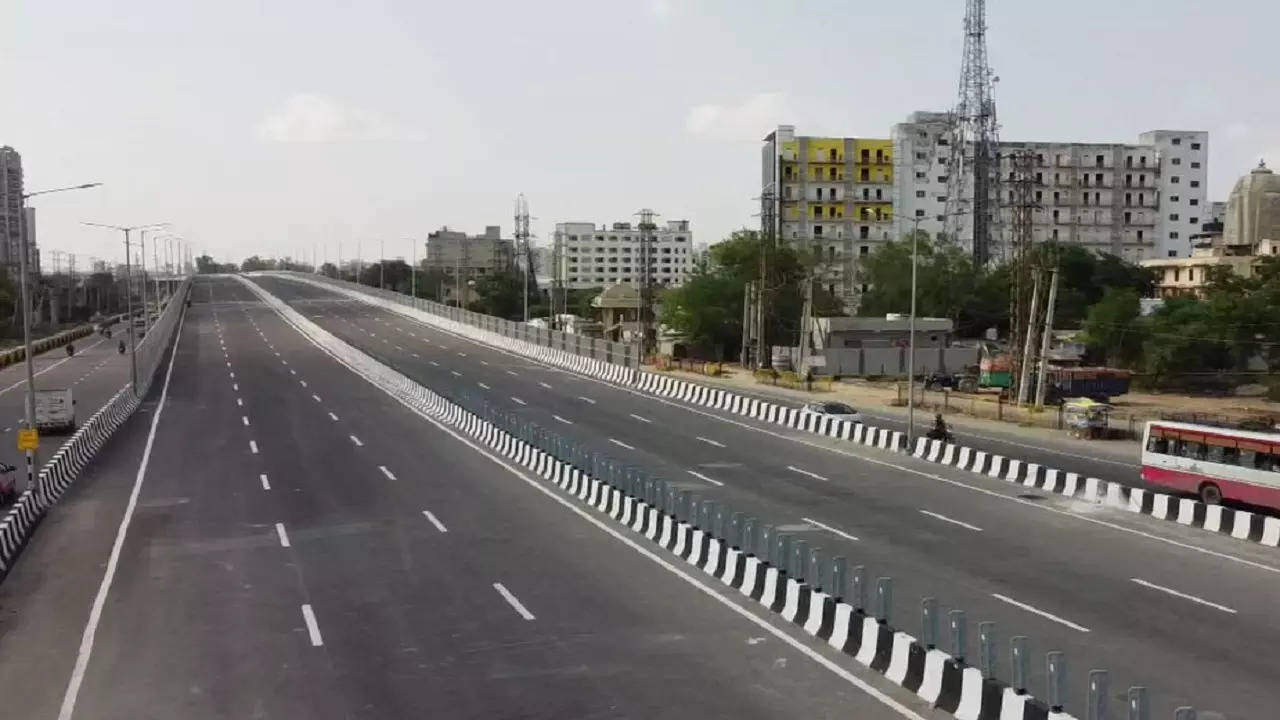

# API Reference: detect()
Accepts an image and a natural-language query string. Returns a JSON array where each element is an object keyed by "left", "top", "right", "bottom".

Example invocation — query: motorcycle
[
  {"left": 117, "top": 340, "right": 126, "bottom": 354},
  {"left": 65, "top": 343, "right": 75, "bottom": 357}
]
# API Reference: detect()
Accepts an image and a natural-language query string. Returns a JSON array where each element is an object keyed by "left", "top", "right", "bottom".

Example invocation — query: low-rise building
[
  {"left": 551, "top": 218, "right": 694, "bottom": 290},
  {"left": 425, "top": 225, "right": 514, "bottom": 305}
]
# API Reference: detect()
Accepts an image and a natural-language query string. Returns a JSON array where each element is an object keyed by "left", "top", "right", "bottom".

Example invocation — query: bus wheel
[{"left": 1198, "top": 483, "right": 1223, "bottom": 505}]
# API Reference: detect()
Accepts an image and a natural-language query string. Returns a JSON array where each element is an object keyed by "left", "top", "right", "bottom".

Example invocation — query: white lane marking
[
  {"left": 411, "top": 352, "right": 420, "bottom": 358},
  {"left": 553, "top": 415, "right": 573, "bottom": 425},
  {"left": 241, "top": 416, "right": 250, "bottom": 427},
  {"left": 233, "top": 383, "right": 239, "bottom": 391},
  {"left": 478, "top": 382, "right": 490, "bottom": 390},
  {"left": 1130, "top": 578, "right": 1237, "bottom": 614},
  {"left": 275, "top": 523, "right": 291, "bottom": 547},
  {"left": 300, "top": 604, "right": 324, "bottom": 646},
  {"left": 422, "top": 510, "right": 448, "bottom": 532},
  {"left": 802, "top": 517, "right": 861, "bottom": 543},
  {"left": 395, "top": 345, "right": 403, "bottom": 350},
  {"left": 349, "top": 434, "right": 363, "bottom": 447},
  {"left": 687, "top": 470, "right": 724, "bottom": 487},
  {"left": 629, "top": 413, "right": 652, "bottom": 423},
  {"left": 56, "top": 301, "right": 187, "bottom": 720},
  {"left": 379, "top": 465, "right": 397, "bottom": 480},
  {"left": 225, "top": 361, "right": 231, "bottom": 368},
  {"left": 236, "top": 398, "right": 243, "bottom": 407},
  {"left": 229, "top": 371, "right": 235, "bottom": 378},
  {"left": 300, "top": 380, "right": 308, "bottom": 388},
  {"left": 493, "top": 583, "right": 535, "bottom": 621},
  {"left": 457, "top": 352, "right": 467, "bottom": 357},
  {"left": 282, "top": 359, "right": 289, "bottom": 365},
  {"left": 260, "top": 473, "right": 271, "bottom": 490},
  {"left": 695, "top": 436, "right": 725, "bottom": 448},
  {"left": 506, "top": 370, "right": 518, "bottom": 376},
  {"left": 249, "top": 440, "right": 259, "bottom": 454},
  {"left": 289, "top": 369, "right": 296, "bottom": 375},
  {"left": 328, "top": 412, "right": 339, "bottom": 421},
  {"left": 511, "top": 397, "right": 527, "bottom": 406},
  {"left": 991, "top": 593, "right": 1091, "bottom": 633},
  {"left": 786, "top": 465, "right": 828, "bottom": 482},
  {"left": 0, "top": 335, "right": 109, "bottom": 398},
  {"left": 539, "top": 381, "right": 552, "bottom": 389},
  {"left": 233, "top": 289, "right": 929, "bottom": 720},
  {"left": 919, "top": 509, "right": 983, "bottom": 533},
  {"left": 450, "top": 370, "right": 462, "bottom": 377},
  {"left": 312, "top": 393, "right": 322, "bottom": 402},
  {"left": 480, "top": 360, "right": 489, "bottom": 366},
  {"left": 609, "top": 438, "right": 636, "bottom": 451},
  {"left": 430, "top": 361, "right": 440, "bottom": 367},
  {"left": 577, "top": 396, "right": 596, "bottom": 404}
]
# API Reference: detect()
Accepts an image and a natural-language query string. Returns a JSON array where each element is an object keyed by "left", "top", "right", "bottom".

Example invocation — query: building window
[
  {"left": 1170, "top": 231, "right": 1179, "bottom": 239},
  {"left": 859, "top": 226, "right": 869, "bottom": 239},
  {"left": 875, "top": 189, "right": 883, "bottom": 200},
  {"left": 1124, "top": 211, "right": 1131, "bottom": 223},
  {"left": 1051, "top": 228, "right": 1059, "bottom": 241},
  {"left": 1125, "top": 192, "right": 1132, "bottom": 206},
  {"left": 1190, "top": 217, "right": 1198, "bottom": 224},
  {"left": 1095, "top": 192, "right": 1100, "bottom": 204},
  {"left": 1035, "top": 190, "right": 1042, "bottom": 202},
  {"left": 916, "top": 171, "right": 926, "bottom": 179},
  {"left": 915, "top": 190, "right": 925, "bottom": 198},
  {"left": 1095, "top": 172, "right": 1103, "bottom": 184},
  {"left": 915, "top": 152, "right": 926, "bottom": 160},
  {"left": 1189, "top": 198, "right": 1199, "bottom": 206},
  {"left": 814, "top": 225, "right": 823, "bottom": 236},
  {"left": 935, "top": 214, "right": 945, "bottom": 222},
  {"left": 1139, "top": 193, "right": 1145, "bottom": 205},
  {"left": 1171, "top": 158, "right": 1182, "bottom": 165},
  {"left": 1191, "top": 142, "right": 1201, "bottom": 150},
  {"left": 914, "top": 209, "right": 925, "bottom": 218},
  {"left": 1191, "top": 161, "right": 1201, "bottom": 169},
  {"left": 1095, "top": 154, "right": 1104, "bottom": 167},
  {"left": 1190, "top": 180, "right": 1200, "bottom": 188},
  {"left": 1170, "top": 195, "right": 1179, "bottom": 202},
  {"left": 1171, "top": 176, "right": 1180, "bottom": 184},
  {"left": 1082, "top": 193, "right": 1089, "bottom": 206},
  {"left": 1137, "top": 230, "right": 1144, "bottom": 241},
  {"left": 860, "top": 168, "right": 870, "bottom": 182},
  {"left": 1169, "top": 214, "right": 1179, "bottom": 221},
  {"left": 1053, "top": 191, "right": 1060, "bottom": 204},
  {"left": 859, "top": 245, "right": 869, "bottom": 256},
  {"left": 1172, "top": 137, "right": 1182, "bottom": 145}
]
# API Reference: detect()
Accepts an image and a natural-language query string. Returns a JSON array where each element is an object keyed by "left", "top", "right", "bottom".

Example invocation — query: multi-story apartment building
[
  {"left": 550, "top": 219, "right": 694, "bottom": 290},
  {"left": 761, "top": 125, "right": 895, "bottom": 310},
  {"left": 0, "top": 146, "right": 30, "bottom": 281},
  {"left": 891, "top": 113, "right": 1208, "bottom": 263},
  {"left": 425, "top": 225, "right": 514, "bottom": 305}
]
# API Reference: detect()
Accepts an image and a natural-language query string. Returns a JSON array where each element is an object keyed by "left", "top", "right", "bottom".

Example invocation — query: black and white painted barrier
[
  {"left": 242, "top": 275, "right": 1078, "bottom": 720},
  {"left": 273, "top": 273, "right": 1280, "bottom": 551},
  {"left": 0, "top": 280, "right": 192, "bottom": 581}
]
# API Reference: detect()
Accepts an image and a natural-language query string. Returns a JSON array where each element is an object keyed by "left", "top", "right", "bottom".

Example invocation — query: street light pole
[
  {"left": 16, "top": 182, "right": 102, "bottom": 495},
  {"left": 906, "top": 216, "right": 924, "bottom": 447},
  {"left": 380, "top": 239, "right": 385, "bottom": 290},
  {"left": 410, "top": 238, "right": 417, "bottom": 304},
  {"left": 82, "top": 221, "right": 165, "bottom": 397}
]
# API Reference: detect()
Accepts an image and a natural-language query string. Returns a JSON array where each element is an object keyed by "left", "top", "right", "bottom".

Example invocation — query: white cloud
[
  {"left": 684, "top": 92, "right": 788, "bottom": 143},
  {"left": 255, "top": 93, "right": 423, "bottom": 143}
]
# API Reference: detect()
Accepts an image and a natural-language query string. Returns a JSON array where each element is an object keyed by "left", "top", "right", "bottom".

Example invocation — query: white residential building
[
  {"left": 891, "top": 112, "right": 1208, "bottom": 262},
  {"left": 551, "top": 219, "right": 694, "bottom": 290}
]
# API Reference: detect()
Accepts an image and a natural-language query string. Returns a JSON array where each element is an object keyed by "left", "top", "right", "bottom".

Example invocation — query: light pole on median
[
  {"left": 83, "top": 221, "right": 167, "bottom": 399},
  {"left": 15, "top": 182, "right": 102, "bottom": 495},
  {"left": 905, "top": 214, "right": 926, "bottom": 448},
  {"left": 137, "top": 225, "right": 170, "bottom": 334}
]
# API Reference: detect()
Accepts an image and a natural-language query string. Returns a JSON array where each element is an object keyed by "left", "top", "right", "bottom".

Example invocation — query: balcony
[{"left": 856, "top": 157, "right": 892, "bottom": 166}]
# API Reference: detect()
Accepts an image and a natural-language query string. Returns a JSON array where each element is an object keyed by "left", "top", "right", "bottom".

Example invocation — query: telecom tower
[
  {"left": 635, "top": 208, "right": 658, "bottom": 354},
  {"left": 944, "top": 0, "right": 1001, "bottom": 265},
  {"left": 514, "top": 193, "right": 534, "bottom": 322}
]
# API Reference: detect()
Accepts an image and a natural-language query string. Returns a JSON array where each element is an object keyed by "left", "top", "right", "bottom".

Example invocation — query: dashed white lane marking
[
  {"left": 395, "top": 345, "right": 403, "bottom": 350},
  {"left": 802, "top": 517, "right": 861, "bottom": 543},
  {"left": 511, "top": 397, "right": 527, "bottom": 406},
  {"left": 577, "top": 396, "right": 596, "bottom": 404},
  {"left": 349, "top": 434, "right": 363, "bottom": 447},
  {"left": 1130, "top": 578, "right": 1237, "bottom": 614},
  {"left": 422, "top": 510, "right": 448, "bottom": 533},
  {"left": 553, "top": 415, "right": 573, "bottom": 425},
  {"left": 493, "top": 583, "right": 535, "bottom": 621},
  {"left": 241, "top": 416, "right": 250, "bottom": 427},
  {"left": 312, "top": 394, "right": 322, "bottom": 402},
  {"left": 229, "top": 371, "right": 235, "bottom": 378},
  {"left": 233, "top": 383, "right": 239, "bottom": 391},
  {"left": 249, "top": 440, "right": 259, "bottom": 454},
  {"left": 609, "top": 438, "right": 636, "bottom": 451},
  {"left": 379, "top": 465, "right": 397, "bottom": 480},
  {"left": 696, "top": 436, "right": 725, "bottom": 448},
  {"left": 300, "top": 604, "right": 324, "bottom": 646},
  {"left": 328, "top": 412, "right": 339, "bottom": 421},
  {"left": 300, "top": 380, "right": 308, "bottom": 388},
  {"left": 457, "top": 352, "right": 467, "bottom": 357},
  {"left": 506, "top": 370, "right": 517, "bottom": 376},
  {"left": 480, "top": 360, "right": 489, "bottom": 366},
  {"left": 429, "top": 361, "right": 440, "bottom": 367},
  {"left": 991, "top": 593, "right": 1091, "bottom": 633},
  {"left": 687, "top": 470, "right": 724, "bottom": 487},
  {"left": 225, "top": 361, "right": 231, "bottom": 367},
  {"left": 919, "top": 509, "right": 983, "bottom": 533},
  {"left": 236, "top": 398, "right": 243, "bottom": 407},
  {"left": 289, "top": 368, "right": 297, "bottom": 375},
  {"left": 629, "top": 413, "right": 652, "bottom": 423},
  {"left": 786, "top": 465, "right": 828, "bottom": 482},
  {"left": 450, "top": 370, "right": 462, "bottom": 377},
  {"left": 539, "top": 381, "right": 552, "bottom": 389},
  {"left": 275, "top": 523, "right": 291, "bottom": 547},
  {"left": 478, "top": 382, "right": 490, "bottom": 390},
  {"left": 260, "top": 473, "right": 271, "bottom": 490},
  {"left": 411, "top": 352, "right": 420, "bottom": 358}
]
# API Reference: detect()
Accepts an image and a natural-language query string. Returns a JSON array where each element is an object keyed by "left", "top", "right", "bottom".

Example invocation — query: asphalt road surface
[
  {"left": 248, "top": 273, "right": 1280, "bottom": 720},
  {"left": 0, "top": 276, "right": 948, "bottom": 720}
]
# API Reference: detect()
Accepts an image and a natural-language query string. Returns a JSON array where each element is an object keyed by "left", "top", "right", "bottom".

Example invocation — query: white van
[{"left": 35, "top": 389, "right": 76, "bottom": 433}]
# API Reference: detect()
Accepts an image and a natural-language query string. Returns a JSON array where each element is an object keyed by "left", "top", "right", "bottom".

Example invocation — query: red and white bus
[{"left": 1141, "top": 420, "right": 1280, "bottom": 509}]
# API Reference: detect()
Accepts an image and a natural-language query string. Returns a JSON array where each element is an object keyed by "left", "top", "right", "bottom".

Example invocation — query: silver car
[{"left": 803, "top": 401, "right": 863, "bottom": 424}]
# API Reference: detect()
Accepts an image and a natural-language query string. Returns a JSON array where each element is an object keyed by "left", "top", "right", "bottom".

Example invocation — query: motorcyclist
[
  {"left": 117, "top": 340, "right": 126, "bottom": 354},
  {"left": 927, "top": 413, "right": 950, "bottom": 441}
]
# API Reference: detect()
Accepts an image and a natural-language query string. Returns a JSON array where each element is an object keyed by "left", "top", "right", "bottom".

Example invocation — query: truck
[{"left": 35, "top": 389, "right": 76, "bottom": 434}]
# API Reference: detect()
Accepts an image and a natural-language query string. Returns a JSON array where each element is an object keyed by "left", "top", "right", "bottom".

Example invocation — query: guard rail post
[
  {"left": 876, "top": 577, "right": 892, "bottom": 624},
  {"left": 1126, "top": 686, "right": 1148, "bottom": 720},
  {"left": 921, "top": 597, "right": 939, "bottom": 649},
  {"left": 979, "top": 621, "right": 996, "bottom": 677},
  {"left": 949, "top": 609, "right": 967, "bottom": 662}
]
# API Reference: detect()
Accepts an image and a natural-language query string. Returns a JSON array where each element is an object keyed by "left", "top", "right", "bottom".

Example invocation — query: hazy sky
[{"left": 6, "top": 0, "right": 1279, "bottom": 269}]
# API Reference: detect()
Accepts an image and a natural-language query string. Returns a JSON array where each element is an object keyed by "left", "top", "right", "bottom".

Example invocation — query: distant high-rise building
[
  {"left": 0, "top": 146, "right": 27, "bottom": 280},
  {"left": 23, "top": 207, "right": 39, "bottom": 277},
  {"left": 425, "top": 225, "right": 514, "bottom": 304},
  {"left": 551, "top": 219, "right": 694, "bottom": 291}
]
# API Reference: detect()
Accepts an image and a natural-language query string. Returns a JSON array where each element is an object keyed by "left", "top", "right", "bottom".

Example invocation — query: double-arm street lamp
[
  {"left": 82, "top": 221, "right": 168, "bottom": 396},
  {"left": 15, "top": 182, "right": 102, "bottom": 493}
]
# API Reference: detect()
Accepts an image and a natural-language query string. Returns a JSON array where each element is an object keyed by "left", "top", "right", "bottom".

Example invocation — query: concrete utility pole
[
  {"left": 1015, "top": 271, "right": 1041, "bottom": 406},
  {"left": 1033, "top": 267, "right": 1060, "bottom": 408},
  {"left": 740, "top": 280, "right": 754, "bottom": 367},
  {"left": 515, "top": 194, "right": 531, "bottom": 323}
]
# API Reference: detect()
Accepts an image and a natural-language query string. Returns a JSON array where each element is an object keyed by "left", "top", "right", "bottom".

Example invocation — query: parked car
[{"left": 802, "top": 401, "right": 863, "bottom": 424}]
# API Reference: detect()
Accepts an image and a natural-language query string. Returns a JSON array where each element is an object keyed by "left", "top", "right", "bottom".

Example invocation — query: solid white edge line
[
  {"left": 511, "top": 397, "right": 526, "bottom": 405},
  {"left": 328, "top": 412, "right": 339, "bottom": 421},
  {"left": 242, "top": 415, "right": 250, "bottom": 427},
  {"left": 695, "top": 436, "right": 725, "bottom": 448},
  {"left": 492, "top": 582, "right": 536, "bottom": 620},
  {"left": 553, "top": 415, "right": 573, "bottom": 425},
  {"left": 577, "top": 395, "right": 595, "bottom": 404},
  {"left": 1130, "top": 578, "right": 1237, "bottom": 614},
  {"left": 802, "top": 516, "right": 861, "bottom": 543},
  {"left": 919, "top": 509, "right": 984, "bottom": 533},
  {"left": 687, "top": 469, "right": 725, "bottom": 487},
  {"left": 990, "top": 593, "right": 1091, "bottom": 633},
  {"left": 233, "top": 275, "right": 929, "bottom": 720},
  {"left": 300, "top": 604, "right": 324, "bottom": 646},
  {"left": 422, "top": 510, "right": 448, "bottom": 533},
  {"left": 275, "top": 522, "right": 291, "bottom": 547},
  {"left": 539, "top": 381, "right": 552, "bottom": 389},
  {"left": 57, "top": 298, "right": 188, "bottom": 720},
  {"left": 630, "top": 413, "right": 652, "bottom": 423},
  {"left": 786, "top": 465, "right": 828, "bottom": 482}
]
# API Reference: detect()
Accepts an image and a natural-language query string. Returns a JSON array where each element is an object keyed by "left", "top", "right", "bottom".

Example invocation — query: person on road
[{"left": 928, "top": 413, "right": 949, "bottom": 441}]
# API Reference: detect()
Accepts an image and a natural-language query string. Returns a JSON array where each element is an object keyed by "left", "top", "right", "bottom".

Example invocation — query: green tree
[
  {"left": 240, "top": 256, "right": 273, "bottom": 272},
  {"left": 1081, "top": 288, "right": 1145, "bottom": 366},
  {"left": 857, "top": 232, "right": 981, "bottom": 326}
]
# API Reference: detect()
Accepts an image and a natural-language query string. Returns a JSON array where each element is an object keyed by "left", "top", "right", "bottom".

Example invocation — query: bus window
[
  {"left": 1241, "top": 449, "right": 1258, "bottom": 469},
  {"left": 1220, "top": 446, "right": 1241, "bottom": 466},
  {"left": 1206, "top": 445, "right": 1225, "bottom": 463},
  {"left": 1146, "top": 436, "right": 1169, "bottom": 454},
  {"left": 1255, "top": 453, "right": 1278, "bottom": 472},
  {"left": 1176, "top": 440, "right": 1207, "bottom": 460}
]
